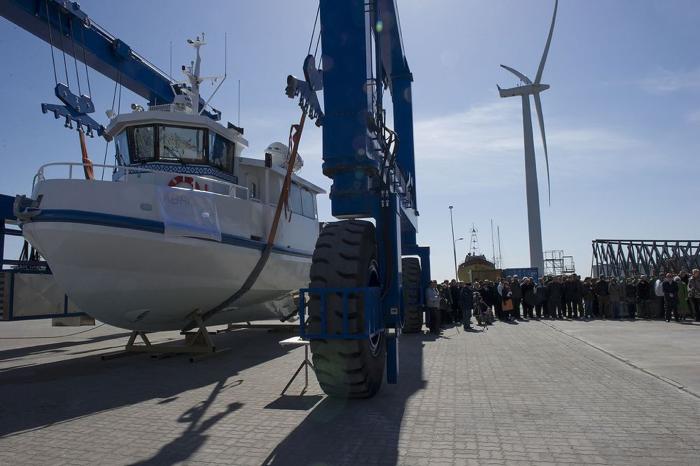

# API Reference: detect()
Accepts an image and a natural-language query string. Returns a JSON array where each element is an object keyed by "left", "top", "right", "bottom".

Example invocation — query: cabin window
[
  {"left": 301, "top": 189, "right": 316, "bottom": 219},
  {"left": 128, "top": 125, "right": 155, "bottom": 162},
  {"left": 159, "top": 126, "right": 206, "bottom": 163},
  {"left": 114, "top": 131, "right": 130, "bottom": 165},
  {"left": 289, "top": 183, "right": 303, "bottom": 215},
  {"left": 209, "top": 132, "right": 235, "bottom": 174}
]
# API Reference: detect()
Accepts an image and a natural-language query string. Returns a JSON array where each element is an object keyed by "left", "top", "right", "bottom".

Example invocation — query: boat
[{"left": 15, "top": 36, "right": 324, "bottom": 332}]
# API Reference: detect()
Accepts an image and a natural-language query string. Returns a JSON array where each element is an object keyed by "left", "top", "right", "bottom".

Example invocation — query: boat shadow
[
  {"left": 261, "top": 332, "right": 429, "bottom": 466},
  {"left": 0, "top": 328, "right": 293, "bottom": 438}
]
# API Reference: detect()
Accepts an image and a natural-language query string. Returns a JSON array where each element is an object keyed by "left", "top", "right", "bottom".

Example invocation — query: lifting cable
[
  {"left": 100, "top": 79, "right": 121, "bottom": 180},
  {"left": 68, "top": 18, "right": 82, "bottom": 96},
  {"left": 45, "top": 0, "right": 58, "bottom": 86},
  {"left": 186, "top": 111, "right": 308, "bottom": 330},
  {"left": 56, "top": 8, "right": 71, "bottom": 89}
]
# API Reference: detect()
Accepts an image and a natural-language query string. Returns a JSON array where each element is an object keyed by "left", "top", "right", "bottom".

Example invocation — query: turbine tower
[{"left": 497, "top": 0, "right": 558, "bottom": 275}]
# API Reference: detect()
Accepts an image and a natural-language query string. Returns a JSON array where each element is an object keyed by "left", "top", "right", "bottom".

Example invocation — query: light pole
[
  {"left": 449, "top": 206, "right": 458, "bottom": 280},
  {"left": 454, "top": 237, "right": 464, "bottom": 279}
]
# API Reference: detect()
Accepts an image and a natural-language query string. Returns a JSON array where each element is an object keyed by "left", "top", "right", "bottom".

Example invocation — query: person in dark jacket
[
  {"left": 459, "top": 283, "right": 474, "bottom": 330},
  {"left": 521, "top": 277, "right": 536, "bottom": 318},
  {"left": 449, "top": 280, "right": 461, "bottom": 324},
  {"left": 662, "top": 274, "right": 679, "bottom": 322},
  {"left": 582, "top": 277, "right": 594, "bottom": 319},
  {"left": 636, "top": 275, "right": 652, "bottom": 319},
  {"left": 625, "top": 278, "right": 637, "bottom": 319},
  {"left": 594, "top": 276, "right": 610, "bottom": 319},
  {"left": 563, "top": 276, "right": 576, "bottom": 318},
  {"left": 572, "top": 275, "right": 584, "bottom": 319},
  {"left": 547, "top": 277, "right": 564, "bottom": 319},
  {"left": 534, "top": 278, "right": 548, "bottom": 319},
  {"left": 510, "top": 276, "right": 522, "bottom": 319}
]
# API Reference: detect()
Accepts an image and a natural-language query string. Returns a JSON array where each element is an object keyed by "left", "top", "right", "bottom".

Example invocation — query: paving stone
[{"left": 0, "top": 320, "right": 698, "bottom": 465}]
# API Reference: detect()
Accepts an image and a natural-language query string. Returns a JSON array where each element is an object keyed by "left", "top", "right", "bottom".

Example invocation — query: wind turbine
[{"left": 497, "top": 0, "right": 558, "bottom": 275}]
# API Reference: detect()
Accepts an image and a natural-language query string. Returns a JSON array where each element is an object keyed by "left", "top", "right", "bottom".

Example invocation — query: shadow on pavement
[
  {"left": 261, "top": 332, "right": 429, "bottom": 466},
  {"left": 129, "top": 380, "right": 244, "bottom": 466},
  {"left": 0, "top": 329, "right": 293, "bottom": 438},
  {"left": 0, "top": 331, "right": 132, "bottom": 362}
]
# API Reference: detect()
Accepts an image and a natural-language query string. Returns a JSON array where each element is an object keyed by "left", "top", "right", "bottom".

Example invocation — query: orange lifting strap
[
  {"left": 186, "top": 110, "right": 308, "bottom": 329},
  {"left": 78, "top": 129, "right": 95, "bottom": 180}
]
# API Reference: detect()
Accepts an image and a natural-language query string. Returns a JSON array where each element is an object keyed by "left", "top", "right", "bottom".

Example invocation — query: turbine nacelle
[{"left": 497, "top": 83, "right": 549, "bottom": 98}]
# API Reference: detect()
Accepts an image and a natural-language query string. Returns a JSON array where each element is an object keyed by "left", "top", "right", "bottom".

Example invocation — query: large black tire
[
  {"left": 308, "top": 220, "right": 385, "bottom": 399},
  {"left": 402, "top": 257, "right": 423, "bottom": 333}
]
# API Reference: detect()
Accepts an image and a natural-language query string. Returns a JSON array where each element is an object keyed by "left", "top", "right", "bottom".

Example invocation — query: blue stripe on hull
[{"left": 29, "top": 209, "right": 314, "bottom": 259}]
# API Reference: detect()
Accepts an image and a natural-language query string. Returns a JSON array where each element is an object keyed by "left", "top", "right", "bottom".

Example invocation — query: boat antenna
[
  {"left": 237, "top": 79, "right": 241, "bottom": 126},
  {"left": 169, "top": 41, "right": 173, "bottom": 78},
  {"left": 198, "top": 32, "right": 228, "bottom": 115}
]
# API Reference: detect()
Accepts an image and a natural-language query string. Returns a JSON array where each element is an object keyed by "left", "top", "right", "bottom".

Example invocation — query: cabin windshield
[{"left": 115, "top": 124, "right": 236, "bottom": 176}]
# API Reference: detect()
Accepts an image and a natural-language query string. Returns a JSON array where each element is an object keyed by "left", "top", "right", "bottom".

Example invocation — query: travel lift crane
[
  {"left": 1, "top": 0, "right": 431, "bottom": 399},
  {"left": 288, "top": 0, "right": 431, "bottom": 398},
  {"left": 0, "top": 0, "right": 221, "bottom": 138}
]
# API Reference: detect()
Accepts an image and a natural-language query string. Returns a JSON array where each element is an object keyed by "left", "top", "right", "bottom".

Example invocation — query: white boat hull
[
  {"left": 21, "top": 176, "right": 319, "bottom": 332},
  {"left": 23, "top": 221, "right": 310, "bottom": 331}
]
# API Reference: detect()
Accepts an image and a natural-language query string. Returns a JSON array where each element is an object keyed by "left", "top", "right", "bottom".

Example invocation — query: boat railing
[{"left": 33, "top": 162, "right": 250, "bottom": 200}]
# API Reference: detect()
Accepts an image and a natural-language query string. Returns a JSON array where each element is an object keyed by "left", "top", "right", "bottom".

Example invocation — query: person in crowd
[
  {"left": 494, "top": 278, "right": 504, "bottom": 321},
  {"left": 535, "top": 277, "right": 548, "bottom": 319},
  {"left": 425, "top": 280, "right": 441, "bottom": 334},
  {"left": 654, "top": 274, "right": 665, "bottom": 319},
  {"left": 521, "top": 277, "right": 536, "bottom": 319},
  {"left": 449, "top": 279, "right": 461, "bottom": 324},
  {"left": 501, "top": 281, "right": 514, "bottom": 321},
  {"left": 677, "top": 274, "right": 690, "bottom": 320},
  {"left": 473, "top": 291, "right": 494, "bottom": 327},
  {"left": 582, "top": 277, "right": 594, "bottom": 320},
  {"left": 563, "top": 275, "right": 575, "bottom": 318},
  {"left": 680, "top": 270, "right": 690, "bottom": 285},
  {"left": 459, "top": 282, "right": 474, "bottom": 330},
  {"left": 594, "top": 276, "right": 610, "bottom": 319},
  {"left": 688, "top": 269, "right": 700, "bottom": 322},
  {"left": 625, "top": 277, "right": 637, "bottom": 320},
  {"left": 609, "top": 277, "right": 622, "bottom": 320},
  {"left": 662, "top": 273, "right": 679, "bottom": 322},
  {"left": 510, "top": 276, "right": 522, "bottom": 319},
  {"left": 548, "top": 276, "right": 564, "bottom": 319},
  {"left": 572, "top": 275, "right": 584, "bottom": 319},
  {"left": 439, "top": 281, "right": 452, "bottom": 326},
  {"left": 636, "top": 275, "right": 652, "bottom": 319}
]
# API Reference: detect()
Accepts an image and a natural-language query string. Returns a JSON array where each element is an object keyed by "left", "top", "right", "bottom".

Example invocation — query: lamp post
[{"left": 449, "top": 206, "right": 458, "bottom": 280}]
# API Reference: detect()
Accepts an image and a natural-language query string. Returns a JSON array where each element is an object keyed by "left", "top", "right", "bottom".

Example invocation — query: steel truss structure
[
  {"left": 591, "top": 239, "right": 700, "bottom": 278},
  {"left": 544, "top": 249, "right": 575, "bottom": 276}
]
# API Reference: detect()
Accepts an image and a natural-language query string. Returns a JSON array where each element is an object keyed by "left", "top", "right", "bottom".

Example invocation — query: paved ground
[{"left": 0, "top": 318, "right": 699, "bottom": 466}]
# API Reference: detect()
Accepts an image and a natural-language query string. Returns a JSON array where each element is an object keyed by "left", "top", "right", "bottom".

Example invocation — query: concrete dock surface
[{"left": 0, "top": 318, "right": 698, "bottom": 465}]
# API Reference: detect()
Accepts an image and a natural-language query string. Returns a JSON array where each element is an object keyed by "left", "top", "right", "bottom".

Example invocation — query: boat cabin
[
  {"left": 106, "top": 107, "right": 247, "bottom": 185},
  {"left": 104, "top": 107, "right": 324, "bottom": 219}
]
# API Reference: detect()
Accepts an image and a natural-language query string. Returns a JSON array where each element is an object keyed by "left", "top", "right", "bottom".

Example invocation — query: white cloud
[
  {"left": 638, "top": 67, "right": 700, "bottom": 94},
  {"left": 687, "top": 109, "right": 700, "bottom": 124}
]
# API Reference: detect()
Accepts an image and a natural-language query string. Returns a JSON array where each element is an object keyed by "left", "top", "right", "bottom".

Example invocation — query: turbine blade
[
  {"left": 500, "top": 64, "right": 532, "bottom": 84},
  {"left": 535, "top": 0, "right": 558, "bottom": 84},
  {"left": 533, "top": 92, "right": 551, "bottom": 206}
]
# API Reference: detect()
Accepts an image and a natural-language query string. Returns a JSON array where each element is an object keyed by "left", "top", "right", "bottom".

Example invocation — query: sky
[{"left": 1, "top": 0, "right": 699, "bottom": 281}]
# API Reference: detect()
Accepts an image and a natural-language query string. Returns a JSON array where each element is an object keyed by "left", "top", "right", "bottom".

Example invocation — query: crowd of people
[{"left": 423, "top": 268, "right": 700, "bottom": 333}]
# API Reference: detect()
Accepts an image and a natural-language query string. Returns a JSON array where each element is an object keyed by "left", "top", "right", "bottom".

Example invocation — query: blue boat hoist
[{"left": 0, "top": 0, "right": 431, "bottom": 398}]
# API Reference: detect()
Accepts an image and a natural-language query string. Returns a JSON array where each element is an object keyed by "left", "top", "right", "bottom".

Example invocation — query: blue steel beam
[
  {"left": 377, "top": 0, "right": 418, "bottom": 215},
  {"left": 319, "top": 0, "right": 379, "bottom": 219},
  {"left": 0, "top": 0, "right": 217, "bottom": 118}
]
